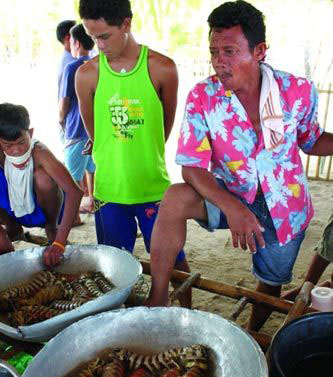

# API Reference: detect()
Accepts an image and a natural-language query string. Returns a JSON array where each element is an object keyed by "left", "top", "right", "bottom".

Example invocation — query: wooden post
[
  {"left": 140, "top": 261, "right": 317, "bottom": 315},
  {"left": 247, "top": 330, "right": 272, "bottom": 353}
]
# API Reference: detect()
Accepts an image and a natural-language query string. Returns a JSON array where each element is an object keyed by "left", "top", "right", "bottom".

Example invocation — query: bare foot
[
  {"left": 5, "top": 222, "right": 24, "bottom": 242},
  {"left": 281, "top": 286, "right": 301, "bottom": 302},
  {"left": 73, "top": 220, "right": 85, "bottom": 227}
]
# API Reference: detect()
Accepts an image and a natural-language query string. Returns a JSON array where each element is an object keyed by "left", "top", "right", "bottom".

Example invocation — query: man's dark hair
[
  {"left": 79, "top": 0, "right": 132, "bottom": 26},
  {"left": 70, "top": 24, "right": 95, "bottom": 50},
  {"left": 0, "top": 103, "right": 30, "bottom": 141},
  {"left": 56, "top": 20, "right": 76, "bottom": 44},
  {"left": 208, "top": 0, "right": 266, "bottom": 50}
]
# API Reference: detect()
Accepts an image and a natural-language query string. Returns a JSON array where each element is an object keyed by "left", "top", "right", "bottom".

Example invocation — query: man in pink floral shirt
[{"left": 145, "top": 0, "right": 333, "bottom": 330}]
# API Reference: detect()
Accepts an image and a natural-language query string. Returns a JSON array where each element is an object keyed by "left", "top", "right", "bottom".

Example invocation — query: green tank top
[{"left": 93, "top": 45, "right": 170, "bottom": 204}]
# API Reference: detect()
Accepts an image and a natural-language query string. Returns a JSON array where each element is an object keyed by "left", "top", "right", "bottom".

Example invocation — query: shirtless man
[
  {"left": 75, "top": 0, "right": 191, "bottom": 307},
  {"left": 0, "top": 103, "right": 83, "bottom": 267}
]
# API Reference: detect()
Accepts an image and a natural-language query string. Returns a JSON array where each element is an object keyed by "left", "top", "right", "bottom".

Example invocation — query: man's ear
[
  {"left": 28, "top": 128, "right": 34, "bottom": 138},
  {"left": 122, "top": 18, "right": 132, "bottom": 33},
  {"left": 254, "top": 42, "right": 267, "bottom": 62}
]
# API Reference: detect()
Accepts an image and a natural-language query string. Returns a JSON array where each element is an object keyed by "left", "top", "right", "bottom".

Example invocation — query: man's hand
[
  {"left": 59, "top": 119, "right": 65, "bottom": 129},
  {"left": 82, "top": 139, "right": 93, "bottom": 155},
  {"left": 225, "top": 202, "right": 265, "bottom": 253},
  {"left": 43, "top": 243, "right": 64, "bottom": 267}
]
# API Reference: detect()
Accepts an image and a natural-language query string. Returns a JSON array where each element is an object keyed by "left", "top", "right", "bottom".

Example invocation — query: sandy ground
[{"left": 13, "top": 180, "right": 333, "bottom": 337}]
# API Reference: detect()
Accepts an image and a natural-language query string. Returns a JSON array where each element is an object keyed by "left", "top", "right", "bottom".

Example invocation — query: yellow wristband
[{"left": 52, "top": 241, "right": 65, "bottom": 252}]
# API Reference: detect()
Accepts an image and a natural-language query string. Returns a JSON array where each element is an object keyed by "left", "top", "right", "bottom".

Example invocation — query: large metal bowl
[
  {"left": 0, "top": 245, "right": 142, "bottom": 342},
  {"left": 22, "top": 307, "right": 268, "bottom": 377}
]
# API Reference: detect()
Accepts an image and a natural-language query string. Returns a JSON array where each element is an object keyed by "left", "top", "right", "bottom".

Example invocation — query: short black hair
[
  {"left": 208, "top": 0, "right": 266, "bottom": 50},
  {"left": 70, "top": 24, "right": 95, "bottom": 50},
  {"left": 0, "top": 103, "right": 30, "bottom": 141},
  {"left": 56, "top": 20, "right": 76, "bottom": 43},
  {"left": 79, "top": 0, "right": 132, "bottom": 26}
]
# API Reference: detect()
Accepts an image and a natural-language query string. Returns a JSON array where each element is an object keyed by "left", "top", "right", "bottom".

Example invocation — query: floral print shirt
[{"left": 176, "top": 65, "right": 323, "bottom": 246}]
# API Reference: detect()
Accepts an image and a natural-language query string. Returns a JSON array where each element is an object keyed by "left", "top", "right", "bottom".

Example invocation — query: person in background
[
  {"left": 0, "top": 103, "right": 82, "bottom": 267},
  {"left": 282, "top": 216, "right": 333, "bottom": 300},
  {"left": 75, "top": 0, "right": 191, "bottom": 307},
  {"left": 59, "top": 24, "right": 95, "bottom": 221},
  {"left": 145, "top": 0, "right": 333, "bottom": 331},
  {"left": 56, "top": 20, "right": 77, "bottom": 101}
]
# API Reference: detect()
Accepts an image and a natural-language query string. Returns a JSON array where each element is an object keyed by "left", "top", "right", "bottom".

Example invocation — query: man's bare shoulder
[
  {"left": 76, "top": 55, "right": 99, "bottom": 80},
  {"left": 32, "top": 142, "right": 55, "bottom": 165},
  {"left": 148, "top": 49, "right": 177, "bottom": 71}
]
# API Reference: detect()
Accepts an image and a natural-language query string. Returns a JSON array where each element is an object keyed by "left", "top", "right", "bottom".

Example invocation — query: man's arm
[
  {"left": 182, "top": 166, "right": 265, "bottom": 252},
  {"left": 75, "top": 60, "right": 98, "bottom": 141},
  {"left": 158, "top": 58, "right": 178, "bottom": 142},
  {"left": 58, "top": 97, "right": 70, "bottom": 128},
  {"left": 306, "top": 131, "right": 333, "bottom": 156},
  {"left": 148, "top": 51, "right": 178, "bottom": 142},
  {"left": 58, "top": 64, "right": 73, "bottom": 130},
  {"left": 35, "top": 146, "right": 83, "bottom": 266}
]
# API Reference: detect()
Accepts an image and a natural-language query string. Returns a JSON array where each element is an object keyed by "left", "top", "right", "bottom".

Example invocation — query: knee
[{"left": 161, "top": 183, "right": 202, "bottom": 217}]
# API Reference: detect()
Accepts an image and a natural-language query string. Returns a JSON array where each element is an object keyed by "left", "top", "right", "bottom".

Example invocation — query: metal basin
[
  {"left": 0, "top": 245, "right": 142, "bottom": 342},
  {"left": 22, "top": 307, "right": 268, "bottom": 377}
]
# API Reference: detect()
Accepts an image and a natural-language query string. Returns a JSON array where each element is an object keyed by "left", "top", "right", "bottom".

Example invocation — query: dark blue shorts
[
  {"left": 95, "top": 201, "right": 186, "bottom": 264},
  {"left": 0, "top": 168, "right": 46, "bottom": 227},
  {"left": 198, "top": 179, "right": 305, "bottom": 286}
]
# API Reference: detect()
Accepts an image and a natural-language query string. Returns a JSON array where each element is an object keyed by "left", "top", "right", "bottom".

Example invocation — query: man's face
[
  {"left": 0, "top": 130, "right": 31, "bottom": 157},
  {"left": 82, "top": 18, "right": 130, "bottom": 59},
  {"left": 209, "top": 25, "right": 265, "bottom": 92}
]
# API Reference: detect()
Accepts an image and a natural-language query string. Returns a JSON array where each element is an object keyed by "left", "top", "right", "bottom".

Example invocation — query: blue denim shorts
[
  {"left": 64, "top": 139, "right": 95, "bottom": 181},
  {"left": 198, "top": 179, "right": 306, "bottom": 286}
]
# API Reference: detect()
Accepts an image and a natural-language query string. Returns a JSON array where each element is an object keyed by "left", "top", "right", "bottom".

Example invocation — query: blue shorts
[
  {"left": 64, "top": 139, "right": 95, "bottom": 182},
  {"left": 0, "top": 167, "right": 46, "bottom": 227},
  {"left": 198, "top": 179, "right": 305, "bottom": 286},
  {"left": 95, "top": 201, "right": 186, "bottom": 264}
]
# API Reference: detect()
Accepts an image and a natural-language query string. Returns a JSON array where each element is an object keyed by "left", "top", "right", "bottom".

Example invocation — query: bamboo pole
[
  {"left": 170, "top": 272, "right": 201, "bottom": 303},
  {"left": 140, "top": 261, "right": 317, "bottom": 315},
  {"left": 265, "top": 281, "right": 315, "bottom": 369},
  {"left": 282, "top": 281, "right": 314, "bottom": 327},
  {"left": 228, "top": 297, "right": 249, "bottom": 321},
  {"left": 305, "top": 154, "right": 311, "bottom": 178}
]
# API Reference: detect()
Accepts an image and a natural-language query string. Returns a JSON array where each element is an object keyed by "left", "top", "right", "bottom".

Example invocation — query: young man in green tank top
[{"left": 76, "top": 0, "right": 191, "bottom": 308}]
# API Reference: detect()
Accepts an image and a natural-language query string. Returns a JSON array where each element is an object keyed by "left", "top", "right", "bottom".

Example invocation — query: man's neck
[
  {"left": 78, "top": 50, "right": 90, "bottom": 58},
  {"left": 234, "top": 67, "right": 262, "bottom": 105},
  {"left": 107, "top": 33, "right": 139, "bottom": 63}
]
